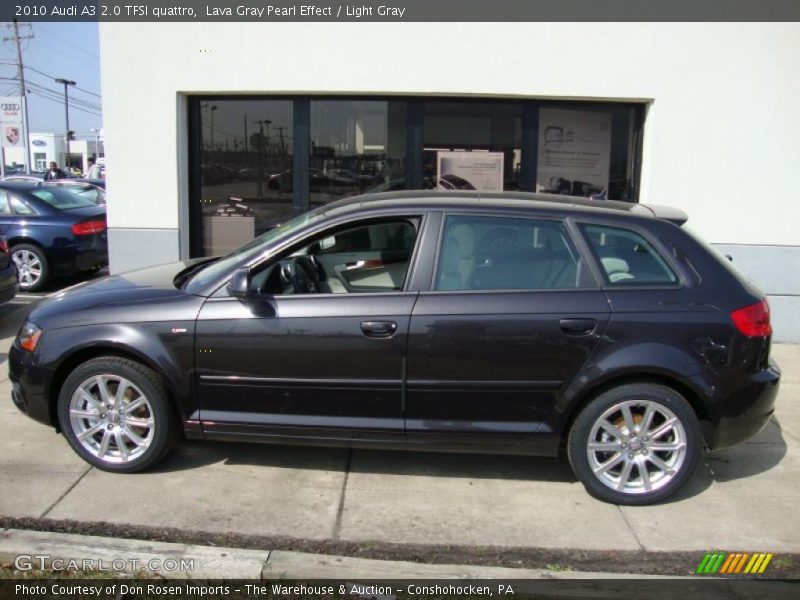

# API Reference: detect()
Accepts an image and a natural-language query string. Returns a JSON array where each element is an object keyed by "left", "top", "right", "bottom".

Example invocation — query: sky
[{"left": 0, "top": 21, "right": 102, "bottom": 140}]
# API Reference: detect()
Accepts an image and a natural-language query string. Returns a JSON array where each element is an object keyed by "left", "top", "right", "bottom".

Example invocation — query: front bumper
[
  {"left": 8, "top": 343, "right": 55, "bottom": 428},
  {"left": 708, "top": 358, "right": 781, "bottom": 450}
]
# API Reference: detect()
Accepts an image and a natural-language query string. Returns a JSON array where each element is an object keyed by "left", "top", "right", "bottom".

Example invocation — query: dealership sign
[{"left": 0, "top": 96, "right": 25, "bottom": 149}]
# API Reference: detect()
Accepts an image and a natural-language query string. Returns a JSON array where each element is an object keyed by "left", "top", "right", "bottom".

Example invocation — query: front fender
[{"left": 36, "top": 321, "right": 197, "bottom": 420}]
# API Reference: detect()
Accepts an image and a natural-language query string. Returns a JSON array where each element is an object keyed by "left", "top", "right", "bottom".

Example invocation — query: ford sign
[{"left": 32, "top": 140, "right": 46, "bottom": 146}]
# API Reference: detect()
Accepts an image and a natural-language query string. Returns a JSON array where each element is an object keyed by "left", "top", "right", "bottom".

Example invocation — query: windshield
[
  {"left": 184, "top": 207, "right": 327, "bottom": 294},
  {"left": 31, "top": 188, "right": 97, "bottom": 210}
]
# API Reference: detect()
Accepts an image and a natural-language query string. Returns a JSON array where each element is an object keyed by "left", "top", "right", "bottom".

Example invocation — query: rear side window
[
  {"left": 30, "top": 188, "right": 96, "bottom": 210},
  {"left": 435, "top": 215, "right": 590, "bottom": 291},
  {"left": 581, "top": 224, "right": 677, "bottom": 286}
]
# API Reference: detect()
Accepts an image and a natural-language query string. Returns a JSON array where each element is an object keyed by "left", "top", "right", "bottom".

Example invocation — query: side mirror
[{"left": 227, "top": 267, "right": 252, "bottom": 301}]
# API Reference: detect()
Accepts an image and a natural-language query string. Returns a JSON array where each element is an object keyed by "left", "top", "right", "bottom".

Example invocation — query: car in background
[
  {"left": 1, "top": 177, "right": 106, "bottom": 207},
  {"left": 0, "top": 181, "right": 108, "bottom": 291},
  {"left": 0, "top": 232, "right": 18, "bottom": 305}
]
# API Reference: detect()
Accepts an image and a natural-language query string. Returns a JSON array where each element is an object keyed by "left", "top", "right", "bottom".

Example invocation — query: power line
[
  {"left": 25, "top": 80, "right": 102, "bottom": 111},
  {"left": 28, "top": 90, "right": 101, "bottom": 117},
  {"left": 32, "top": 36, "right": 97, "bottom": 69},
  {"left": 24, "top": 64, "right": 101, "bottom": 98},
  {"left": 33, "top": 24, "right": 99, "bottom": 60}
]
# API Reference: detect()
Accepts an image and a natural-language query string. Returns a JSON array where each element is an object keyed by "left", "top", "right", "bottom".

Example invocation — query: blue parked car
[
  {"left": 0, "top": 181, "right": 108, "bottom": 291},
  {"left": 0, "top": 232, "right": 18, "bottom": 305}
]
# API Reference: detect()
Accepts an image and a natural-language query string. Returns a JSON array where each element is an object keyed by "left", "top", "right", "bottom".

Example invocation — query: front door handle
[
  {"left": 360, "top": 320, "right": 398, "bottom": 338},
  {"left": 559, "top": 318, "right": 597, "bottom": 335}
]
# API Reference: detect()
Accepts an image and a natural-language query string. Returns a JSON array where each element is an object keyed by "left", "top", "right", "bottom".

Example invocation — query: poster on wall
[
  {"left": 0, "top": 96, "right": 25, "bottom": 150},
  {"left": 537, "top": 108, "right": 611, "bottom": 198},
  {"left": 437, "top": 151, "right": 504, "bottom": 192}
]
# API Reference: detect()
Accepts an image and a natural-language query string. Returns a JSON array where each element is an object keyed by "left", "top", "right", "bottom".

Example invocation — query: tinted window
[
  {"left": 581, "top": 224, "right": 677, "bottom": 285},
  {"left": 10, "top": 196, "right": 34, "bottom": 215},
  {"left": 31, "top": 188, "right": 96, "bottom": 210},
  {"left": 254, "top": 218, "right": 419, "bottom": 295},
  {"left": 435, "top": 215, "right": 587, "bottom": 291},
  {"left": 0, "top": 191, "right": 10, "bottom": 215}
]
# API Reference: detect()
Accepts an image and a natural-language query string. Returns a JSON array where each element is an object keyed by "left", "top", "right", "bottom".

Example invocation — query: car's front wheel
[
  {"left": 567, "top": 383, "right": 701, "bottom": 505},
  {"left": 57, "top": 357, "right": 177, "bottom": 472}
]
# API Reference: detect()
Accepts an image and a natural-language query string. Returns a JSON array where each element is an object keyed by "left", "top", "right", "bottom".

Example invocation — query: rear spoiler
[{"left": 632, "top": 203, "right": 688, "bottom": 226}]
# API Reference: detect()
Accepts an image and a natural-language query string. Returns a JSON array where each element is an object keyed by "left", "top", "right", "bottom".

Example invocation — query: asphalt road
[{"left": 1, "top": 284, "right": 798, "bottom": 555}]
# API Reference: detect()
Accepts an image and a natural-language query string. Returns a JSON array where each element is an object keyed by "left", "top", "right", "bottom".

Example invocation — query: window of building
[
  {"left": 424, "top": 101, "right": 522, "bottom": 192},
  {"left": 435, "top": 215, "right": 588, "bottom": 291},
  {"left": 580, "top": 224, "right": 677, "bottom": 285},
  {"left": 310, "top": 100, "right": 407, "bottom": 205},
  {"left": 195, "top": 99, "right": 293, "bottom": 257},
  {"left": 189, "top": 97, "right": 644, "bottom": 258}
]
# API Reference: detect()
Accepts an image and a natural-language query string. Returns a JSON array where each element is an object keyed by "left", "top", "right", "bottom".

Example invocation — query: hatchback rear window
[
  {"left": 581, "top": 224, "right": 678, "bottom": 286},
  {"left": 30, "top": 188, "right": 96, "bottom": 210}
]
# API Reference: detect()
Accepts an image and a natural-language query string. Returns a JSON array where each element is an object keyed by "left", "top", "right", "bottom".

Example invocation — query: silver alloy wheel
[
  {"left": 586, "top": 400, "right": 688, "bottom": 495},
  {"left": 68, "top": 374, "right": 155, "bottom": 464},
  {"left": 12, "top": 249, "right": 42, "bottom": 288}
]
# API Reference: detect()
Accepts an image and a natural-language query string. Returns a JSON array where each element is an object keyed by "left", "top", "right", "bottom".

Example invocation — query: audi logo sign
[{"left": 1, "top": 104, "right": 20, "bottom": 111}]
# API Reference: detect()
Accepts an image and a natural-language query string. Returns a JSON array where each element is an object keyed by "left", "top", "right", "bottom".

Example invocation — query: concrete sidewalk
[{"left": 1, "top": 299, "right": 798, "bottom": 557}]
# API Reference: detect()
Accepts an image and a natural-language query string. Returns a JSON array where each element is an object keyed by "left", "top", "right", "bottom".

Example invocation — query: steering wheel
[{"left": 279, "top": 256, "right": 320, "bottom": 295}]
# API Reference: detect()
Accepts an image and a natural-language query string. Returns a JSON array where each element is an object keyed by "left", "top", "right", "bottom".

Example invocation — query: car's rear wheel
[
  {"left": 11, "top": 243, "right": 49, "bottom": 292},
  {"left": 567, "top": 383, "right": 701, "bottom": 505},
  {"left": 57, "top": 357, "right": 177, "bottom": 472}
]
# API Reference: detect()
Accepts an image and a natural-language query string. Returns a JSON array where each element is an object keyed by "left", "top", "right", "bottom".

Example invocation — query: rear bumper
[
  {"left": 49, "top": 244, "right": 108, "bottom": 276},
  {"left": 708, "top": 359, "right": 781, "bottom": 450},
  {"left": 0, "top": 262, "right": 18, "bottom": 304}
]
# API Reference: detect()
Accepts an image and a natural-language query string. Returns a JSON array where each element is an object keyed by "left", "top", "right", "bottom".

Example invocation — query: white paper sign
[
  {"left": 437, "top": 151, "right": 504, "bottom": 192},
  {"left": 537, "top": 108, "right": 611, "bottom": 197}
]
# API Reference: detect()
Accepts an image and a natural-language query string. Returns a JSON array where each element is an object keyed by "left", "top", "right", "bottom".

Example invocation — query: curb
[{"left": 0, "top": 528, "right": 676, "bottom": 580}]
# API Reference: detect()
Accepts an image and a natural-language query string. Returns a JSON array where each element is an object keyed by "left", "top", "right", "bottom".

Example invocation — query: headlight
[{"left": 16, "top": 322, "right": 42, "bottom": 352}]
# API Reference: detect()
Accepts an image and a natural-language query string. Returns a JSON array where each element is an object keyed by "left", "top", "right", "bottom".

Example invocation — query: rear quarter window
[{"left": 580, "top": 223, "right": 678, "bottom": 286}]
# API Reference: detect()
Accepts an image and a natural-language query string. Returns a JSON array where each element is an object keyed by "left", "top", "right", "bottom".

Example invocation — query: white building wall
[{"left": 99, "top": 22, "right": 800, "bottom": 340}]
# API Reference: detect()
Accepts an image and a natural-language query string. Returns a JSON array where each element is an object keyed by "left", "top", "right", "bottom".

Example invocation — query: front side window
[
  {"left": 251, "top": 217, "right": 419, "bottom": 296},
  {"left": 435, "top": 215, "right": 587, "bottom": 291},
  {"left": 580, "top": 224, "right": 677, "bottom": 286}
]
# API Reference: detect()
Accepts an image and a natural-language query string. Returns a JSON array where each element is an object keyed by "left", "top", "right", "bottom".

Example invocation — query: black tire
[
  {"left": 567, "top": 383, "right": 701, "bottom": 505},
  {"left": 11, "top": 243, "right": 50, "bottom": 292},
  {"left": 57, "top": 357, "right": 177, "bottom": 473}
]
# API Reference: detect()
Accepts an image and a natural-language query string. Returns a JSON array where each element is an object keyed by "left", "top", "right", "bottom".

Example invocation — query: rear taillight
[
  {"left": 0, "top": 239, "right": 8, "bottom": 254},
  {"left": 731, "top": 299, "right": 772, "bottom": 337},
  {"left": 71, "top": 220, "right": 106, "bottom": 236}
]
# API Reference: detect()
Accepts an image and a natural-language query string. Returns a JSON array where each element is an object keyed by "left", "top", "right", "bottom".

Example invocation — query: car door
[
  {"left": 195, "top": 214, "right": 424, "bottom": 442},
  {"left": 405, "top": 212, "right": 610, "bottom": 452}
]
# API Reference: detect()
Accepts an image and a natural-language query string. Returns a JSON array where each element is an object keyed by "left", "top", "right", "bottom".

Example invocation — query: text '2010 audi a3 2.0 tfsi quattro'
[{"left": 9, "top": 191, "right": 780, "bottom": 504}]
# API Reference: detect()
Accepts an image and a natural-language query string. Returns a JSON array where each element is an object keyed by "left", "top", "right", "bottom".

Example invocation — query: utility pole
[
  {"left": 273, "top": 125, "right": 286, "bottom": 166},
  {"left": 4, "top": 20, "right": 34, "bottom": 173},
  {"left": 209, "top": 104, "right": 217, "bottom": 157},
  {"left": 55, "top": 78, "right": 76, "bottom": 169},
  {"left": 254, "top": 119, "right": 271, "bottom": 197}
]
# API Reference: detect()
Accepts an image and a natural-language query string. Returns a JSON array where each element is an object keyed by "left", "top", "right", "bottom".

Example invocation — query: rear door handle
[
  {"left": 360, "top": 320, "right": 398, "bottom": 338},
  {"left": 559, "top": 318, "right": 597, "bottom": 335}
]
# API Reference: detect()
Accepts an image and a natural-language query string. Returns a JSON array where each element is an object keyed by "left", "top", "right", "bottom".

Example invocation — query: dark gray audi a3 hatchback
[{"left": 9, "top": 191, "right": 780, "bottom": 504}]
